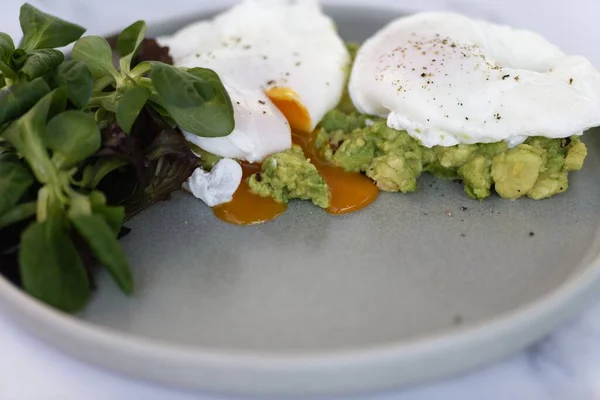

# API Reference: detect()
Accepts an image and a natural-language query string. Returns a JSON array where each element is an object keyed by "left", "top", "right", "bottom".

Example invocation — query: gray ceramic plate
[{"left": 2, "top": 3, "right": 600, "bottom": 397}]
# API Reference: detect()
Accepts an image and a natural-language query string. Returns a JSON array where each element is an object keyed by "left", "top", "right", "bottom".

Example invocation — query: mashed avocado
[
  {"left": 248, "top": 145, "right": 330, "bottom": 208},
  {"left": 316, "top": 110, "right": 587, "bottom": 200}
]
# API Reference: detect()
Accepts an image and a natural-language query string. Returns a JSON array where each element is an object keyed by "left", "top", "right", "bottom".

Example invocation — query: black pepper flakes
[
  {"left": 569, "top": 78, "right": 574, "bottom": 85},
  {"left": 502, "top": 74, "right": 510, "bottom": 80},
  {"left": 255, "top": 173, "right": 262, "bottom": 182},
  {"left": 514, "top": 75, "right": 520, "bottom": 82},
  {"left": 258, "top": 100, "right": 266, "bottom": 105},
  {"left": 529, "top": 232, "right": 535, "bottom": 237},
  {"left": 267, "top": 80, "right": 276, "bottom": 85}
]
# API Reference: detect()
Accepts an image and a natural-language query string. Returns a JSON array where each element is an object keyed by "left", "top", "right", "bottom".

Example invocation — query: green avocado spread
[
  {"left": 316, "top": 110, "right": 587, "bottom": 200},
  {"left": 248, "top": 145, "right": 331, "bottom": 208}
]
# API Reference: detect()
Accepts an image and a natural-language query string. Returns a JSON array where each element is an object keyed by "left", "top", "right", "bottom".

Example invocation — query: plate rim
[{"left": 2, "top": 2, "right": 600, "bottom": 395}]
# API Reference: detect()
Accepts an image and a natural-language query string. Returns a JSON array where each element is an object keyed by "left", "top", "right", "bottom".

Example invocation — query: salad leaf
[
  {"left": 0, "top": 77, "right": 50, "bottom": 126},
  {"left": 150, "top": 63, "right": 217, "bottom": 108},
  {"left": 0, "top": 201, "right": 36, "bottom": 230},
  {"left": 72, "top": 36, "right": 119, "bottom": 81},
  {"left": 10, "top": 49, "right": 28, "bottom": 70},
  {"left": 116, "top": 86, "right": 150, "bottom": 133},
  {"left": 20, "top": 48, "right": 64, "bottom": 80},
  {"left": 46, "top": 110, "right": 101, "bottom": 168},
  {"left": 71, "top": 214, "right": 132, "bottom": 294},
  {"left": 0, "top": 33, "right": 15, "bottom": 62},
  {"left": 151, "top": 64, "right": 234, "bottom": 137},
  {"left": 0, "top": 161, "right": 34, "bottom": 216},
  {"left": 89, "top": 191, "right": 125, "bottom": 235},
  {"left": 54, "top": 60, "right": 93, "bottom": 109},
  {"left": 19, "top": 218, "right": 91, "bottom": 313},
  {"left": 19, "top": 3, "right": 85, "bottom": 51},
  {"left": 79, "top": 157, "right": 127, "bottom": 189},
  {"left": 117, "top": 21, "right": 147, "bottom": 74},
  {"left": 2, "top": 89, "right": 59, "bottom": 183}
]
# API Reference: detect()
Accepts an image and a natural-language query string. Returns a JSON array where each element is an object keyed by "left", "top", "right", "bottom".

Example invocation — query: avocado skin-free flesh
[{"left": 315, "top": 109, "right": 587, "bottom": 201}]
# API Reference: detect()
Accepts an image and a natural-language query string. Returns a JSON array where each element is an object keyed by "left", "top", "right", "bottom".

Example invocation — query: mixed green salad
[{"left": 0, "top": 4, "right": 234, "bottom": 312}]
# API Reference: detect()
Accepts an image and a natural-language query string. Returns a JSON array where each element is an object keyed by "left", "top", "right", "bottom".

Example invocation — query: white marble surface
[{"left": 1, "top": 1, "right": 600, "bottom": 399}]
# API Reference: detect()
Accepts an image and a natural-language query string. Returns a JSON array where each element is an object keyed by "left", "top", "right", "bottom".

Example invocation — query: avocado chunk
[
  {"left": 528, "top": 171, "right": 568, "bottom": 200},
  {"left": 458, "top": 154, "right": 492, "bottom": 200},
  {"left": 366, "top": 150, "right": 422, "bottom": 193},
  {"left": 434, "top": 144, "right": 476, "bottom": 169},
  {"left": 248, "top": 145, "right": 330, "bottom": 208},
  {"left": 564, "top": 138, "right": 587, "bottom": 171},
  {"left": 332, "top": 131, "right": 378, "bottom": 172},
  {"left": 424, "top": 163, "right": 460, "bottom": 181},
  {"left": 491, "top": 145, "right": 545, "bottom": 199}
]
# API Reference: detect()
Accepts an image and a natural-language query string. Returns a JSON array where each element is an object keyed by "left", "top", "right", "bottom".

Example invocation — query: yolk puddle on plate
[
  {"left": 213, "top": 131, "right": 379, "bottom": 225},
  {"left": 213, "top": 163, "right": 287, "bottom": 225}
]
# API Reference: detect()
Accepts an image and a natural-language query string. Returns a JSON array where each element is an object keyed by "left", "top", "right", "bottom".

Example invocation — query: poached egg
[
  {"left": 158, "top": 0, "right": 349, "bottom": 162},
  {"left": 349, "top": 12, "right": 600, "bottom": 148}
]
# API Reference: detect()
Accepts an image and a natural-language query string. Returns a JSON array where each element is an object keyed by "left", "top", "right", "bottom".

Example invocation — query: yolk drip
[
  {"left": 213, "top": 163, "right": 287, "bottom": 225},
  {"left": 291, "top": 131, "right": 379, "bottom": 215},
  {"left": 213, "top": 132, "right": 379, "bottom": 225},
  {"left": 266, "top": 87, "right": 312, "bottom": 132},
  {"left": 213, "top": 88, "right": 379, "bottom": 225}
]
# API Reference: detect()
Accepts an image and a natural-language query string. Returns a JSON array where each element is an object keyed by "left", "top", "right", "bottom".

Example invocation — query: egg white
[
  {"left": 158, "top": 0, "right": 349, "bottom": 161},
  {"left": 349, "top": 12, "right": 600, "bottom": 148}
]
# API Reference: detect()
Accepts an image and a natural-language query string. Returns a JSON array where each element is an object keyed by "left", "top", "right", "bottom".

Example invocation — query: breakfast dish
[
  {"left": 1, "top": 0, "right": 600, "bottom": 312},
  {"left": 3, "top": 2, "right": 600, "bottom": 396}
]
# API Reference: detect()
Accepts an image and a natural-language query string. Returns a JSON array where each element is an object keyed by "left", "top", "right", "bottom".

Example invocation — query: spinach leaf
[
  {"left": 150, "top": 62, "right": 217, "bottom": 108},
  {"left": 71, "top": 214, "right": 132, "bottom": 294},
  {"left": 0, "top": 75, "right": 5, "bottom": 89},
  {"left": 117, "top": 21, "right": 146, "bottom": 74},
  {"left": 0, "top": 33, "right": 15, "bottom": 63},
  {"left": 89, "top": 191, "right": 125, "bottom": 235},
  {"left": 54, "top": 60, "right": 93, "bottom": 109},
  {"left": 116, "top": 86, "right": 150, "bottom": 133},
  {"left": 0, "top": 201, "right": 36, "bottom": 230},
  {"left": 0, "top": 161, "right": 34, "bottom": 217},
  {"left": 0, "top": 77, "right": 50, "bottom": 127},
  {"left": 19, "top": 3, "right": 85, "bottom": 51},
  {"left": 20, "top": 48, "right": 64, "bottom": 80},
  {"left": 46, "top": 110, "right": 101, "bottom": 168},
  {"left": 19, "top": 218, "right": 91, "bottom": 313},
  {"left": 0, "top": 63, "right": 16, "bottom": 81},
  {"left": 2, "top": 90, "right": 60, "bottom": 183},
  {"left": 10, "top": 49, "right": 29, "bottom": 70},
  {"left": 151, "top": 64, "right": 234, "bottom": 137},
  {"left": 72, "top": 36, "right": 119, "bottom": 81},
  {"left": 129, "top": 61, "right": 151, "bottom": 79}
]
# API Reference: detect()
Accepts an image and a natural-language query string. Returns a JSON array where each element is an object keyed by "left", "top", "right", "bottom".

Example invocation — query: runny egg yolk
[
  {"left": 266, "top": 87, "right": 312, "bottom": 133},
  {"left": 213, "top": 130, "right": 379, "bottom": 225}
]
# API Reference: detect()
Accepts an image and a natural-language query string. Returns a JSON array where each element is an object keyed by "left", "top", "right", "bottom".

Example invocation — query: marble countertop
[{"left": 1, "top": 1, "right": 600, "bottom": 399}]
